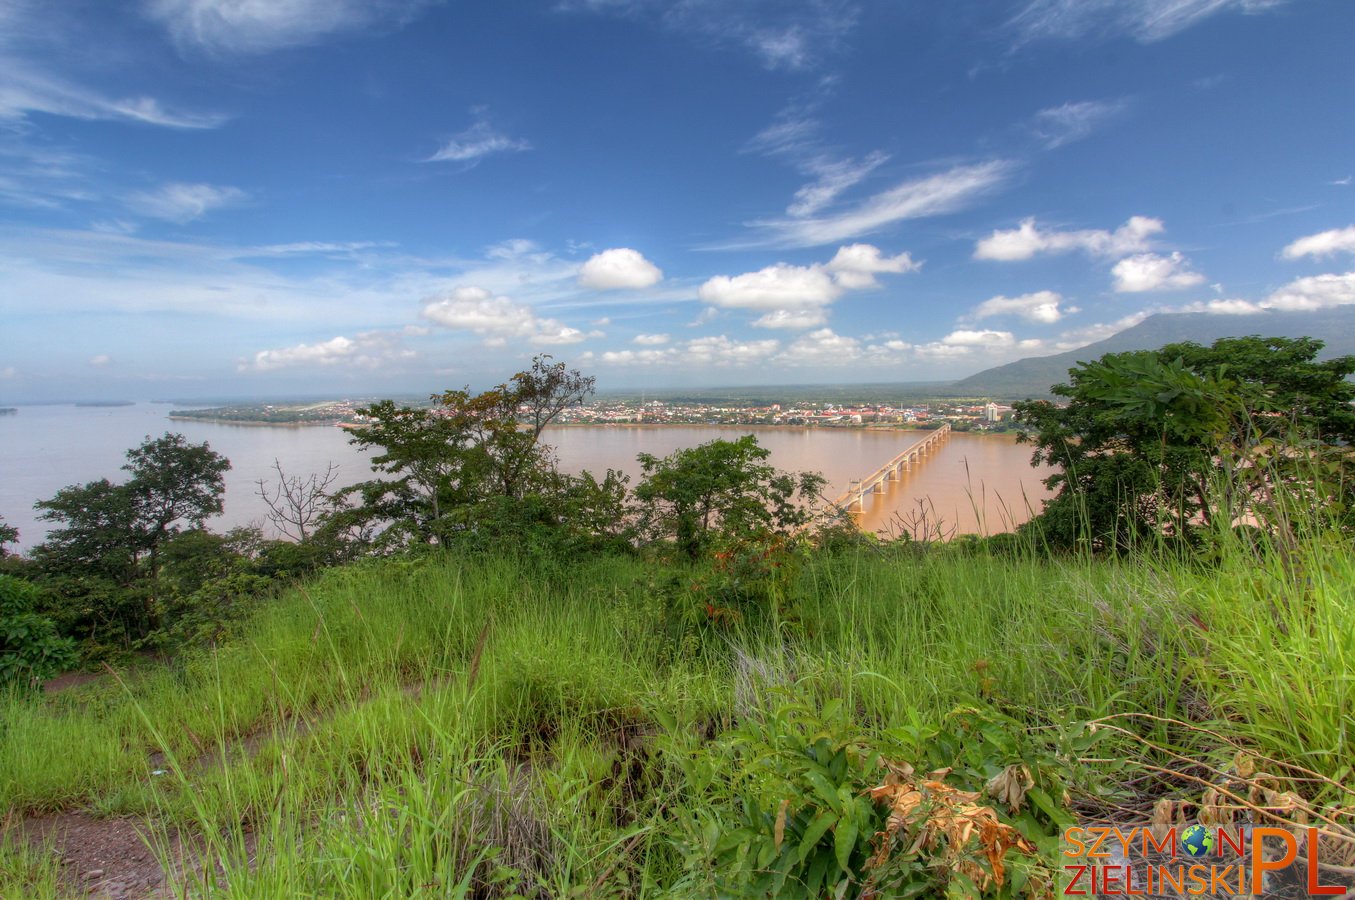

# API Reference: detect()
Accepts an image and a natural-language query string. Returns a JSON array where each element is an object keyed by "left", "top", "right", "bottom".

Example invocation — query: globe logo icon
[{"left": 1180, "top": 824, "right": 1214, "bottom": 858}]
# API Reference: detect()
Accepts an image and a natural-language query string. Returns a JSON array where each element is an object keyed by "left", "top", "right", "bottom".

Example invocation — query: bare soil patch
[{"left": 12, "top": 813, "right": 170, "bottom": 899}]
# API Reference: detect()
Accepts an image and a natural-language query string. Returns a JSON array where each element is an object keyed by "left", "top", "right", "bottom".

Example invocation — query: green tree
[
  {"left": 343, "top": 402, "right": 475, "bottom": 544},
  {"left": 34, "top": 479, "right": 142, "bottom": 583},
  {"left": 634, "top": 435, "right": 826, "bottom": 561},
  {"left": 1013, "top": 336, "right": 1355, "bottom": 551},
  {"left": 433, "top": 354, "right": 596, "bottom": 500},
  {"left": 0, "top": 516, "right": 18, "bottom": 557},
  {"left": 341, "top": 356, "right": 596, "bottom": 547},
  {"left": 32, "top": 434, "right": 230, "bottom": 646},
  {"left": 122, "top": 433, "right": 232, "bottom": 583}
]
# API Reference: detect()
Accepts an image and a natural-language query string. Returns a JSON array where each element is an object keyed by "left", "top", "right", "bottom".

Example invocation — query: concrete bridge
[{"left": 830, "top": 424, "right": 951, "bottom": 513}]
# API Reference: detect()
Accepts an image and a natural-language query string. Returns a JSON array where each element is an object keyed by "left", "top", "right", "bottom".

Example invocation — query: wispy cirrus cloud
[
  {"left": 563, "top": 0, "right": 859, "bottom": 71},
  {"left": 1029, "top": 98, "right": 1129, "bottom": 148},
  {"left": 0, "top": 0, "right": 224, "bottom": 129},
  {"left": 743, "top": 99, "right": 893, "bottom": 227},
  {"left": 744, "top": 160, "right": 1015, "bottom": 248},
  {"left": 1010, "top": 0, "right": 1288, "bottom": 44},
  {"left": 127, "top": 182, "right": 249, "bottom": 223},
  {"left": 0, "top": 73, "right": 226, "bottom": 128},
  {"left": 145, "top": 0, "right": 437, "bottom": 53},
  {"left": 425, "top": 114, "right": 531, "bottom": 165}
]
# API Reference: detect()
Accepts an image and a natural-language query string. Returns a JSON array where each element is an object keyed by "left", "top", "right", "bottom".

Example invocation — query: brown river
[{"left": 0, "top": 404, "right": 1052, "bottom": 550}]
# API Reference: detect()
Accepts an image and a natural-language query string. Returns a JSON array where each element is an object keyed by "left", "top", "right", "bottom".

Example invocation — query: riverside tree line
[{"left": 4, "top": 337, "right": 1355, "bottom": 688}]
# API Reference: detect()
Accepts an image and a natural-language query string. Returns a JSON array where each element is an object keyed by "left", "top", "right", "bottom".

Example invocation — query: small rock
[{"left": 82, "top": 868, "right": 105, "bottom": 880}]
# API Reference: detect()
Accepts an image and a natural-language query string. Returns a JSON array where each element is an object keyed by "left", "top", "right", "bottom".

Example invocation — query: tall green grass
[{"left": 1, "top": 522, "right": 1350, "bottom": 895}]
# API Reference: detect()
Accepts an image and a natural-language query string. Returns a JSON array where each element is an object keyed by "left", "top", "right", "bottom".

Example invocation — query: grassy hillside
[
  {"left": 2, "top": 537, "right": 1351, "bottom": 897},
  {"left": 951, "top": 308, "right": 1355, "bottom": 399}
]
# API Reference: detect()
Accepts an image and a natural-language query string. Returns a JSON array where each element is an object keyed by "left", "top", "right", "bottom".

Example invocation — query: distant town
[{"left": 169, "top": 397, "right": 1019, "bottom": 432}]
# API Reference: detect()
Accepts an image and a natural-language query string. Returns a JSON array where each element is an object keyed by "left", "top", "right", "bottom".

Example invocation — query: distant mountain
[{"left": 950, "top": 308, "right": 1355, "bottom": 400}]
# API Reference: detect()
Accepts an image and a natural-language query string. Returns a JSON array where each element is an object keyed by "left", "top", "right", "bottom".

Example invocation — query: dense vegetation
[{"left": 1, "top": 345, "right": 1352, "bottom": 897}]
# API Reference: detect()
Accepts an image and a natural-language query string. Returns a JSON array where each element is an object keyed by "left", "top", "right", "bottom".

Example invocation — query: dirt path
[{"left": 14, "top": 813, "right": 172, "bottom": 899}]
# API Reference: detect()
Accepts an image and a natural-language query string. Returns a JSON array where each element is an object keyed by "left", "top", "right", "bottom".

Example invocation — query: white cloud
[
  {"left": 0, "top": 366, "right": 15, "bottom": 379},
  {"left": 753, "top": 309, "right": 830, "bottom": 329},
  {"left": 578, "top": 248, "right": 663, "bottom": 290},
  {"left": 777, "top": 328, "right": 861, "bottom": 364},
  {"left": 689, "top": 307, "right": 720, "bottom": 326},
  {"left": 972, "top": 290, "right": 1073, "bottom": 323},
  {"left": 246, "top": 331, "right": 413, "bottom": 372},
  {"left": 146, "top": 0, "right": 434, "bottom": 53},
  {"left": 1261, "top": 271, "right": 1355, "bottom": 311},
  {"left": 942, "top": 329, "right": 1016, "bottom": 348},
  {"left": 750, "top": 161, "right": 1015, "bottom": 248},
  {"left": 1177, "top": 298, "right": 1266, "bottom": 315},
  {"left": 532, "top": 324, "right": 588, "bottom": 346},
  {"left": 595, "top": 334, "right": 781, "bottom": 367},
  {"left": 1052, "top": 312, "right": 1153, "bottom": 349},
  {"left": 700, "top": 242, "right": 921, "bottom": 329},
  {"left": 685, "top": 334, "right": 780, "bottom": 365},
  {"left": 1111, "top": 251, "right": 1206, "bottom": 292},
  {"left": 128, "top": 183, "right": 248, "bottom": 223},
  {"left": 1010, "top": 0, "right": 1287, "bottom": 44},
  {"left": 426, "top": 118, "right": 531, "bottom": 164},
  {"left": 88, "top": 354, "right": 111, "bottom": 366},
  {"left": 597, "top": 348, "right": 673, "bottom": 366},
  {"left": 975, "top": 215, "right": 1162, "bottom": 261},
  {"left": 632, "top": 333, "right": 670, "bottom": 345},
  {"left": 699, "top": 263, "right": 842, "bottom": 311},
  {"left": 422, "top": 287, "right": 540, "bottom": 337},
  {"left": 1030, "top": 99, "right": 1128, "bottom": 148},
  {"left": 1281, "top": 226, "right": 1355, "bottom": 260},
  {"left": 421, "top": 286, "right": 589, "bottom": 346},
  {"left": 824, "top": 243, "right": 920, "bottom": 288}
]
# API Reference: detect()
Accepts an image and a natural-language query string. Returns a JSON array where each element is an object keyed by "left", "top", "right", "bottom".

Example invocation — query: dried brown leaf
[{"left": 985, "top": 764, "right": 1034, "bottom": 814}]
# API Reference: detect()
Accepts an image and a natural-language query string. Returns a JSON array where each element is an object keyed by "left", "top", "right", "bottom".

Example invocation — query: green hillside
[{"left": 951, "top": 307, "right": 1355, "bottom": 399}]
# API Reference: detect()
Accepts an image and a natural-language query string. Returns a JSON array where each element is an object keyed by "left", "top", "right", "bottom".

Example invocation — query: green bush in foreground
[
  {"left": 0, "top": 575, "right": 75, "bottom": 690},
  {"left": 667, "top": 697, "right": 1091, "bottom": 897}
]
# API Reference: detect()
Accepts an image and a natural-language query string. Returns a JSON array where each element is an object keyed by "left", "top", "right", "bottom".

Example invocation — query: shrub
[{"left": 0, "top": 575, "right": 76, "bottom": 690}]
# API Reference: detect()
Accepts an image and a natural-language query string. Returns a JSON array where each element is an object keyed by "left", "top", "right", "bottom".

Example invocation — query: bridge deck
[{"left": 828, "top": 424, "right": 951, "bottom": 511}]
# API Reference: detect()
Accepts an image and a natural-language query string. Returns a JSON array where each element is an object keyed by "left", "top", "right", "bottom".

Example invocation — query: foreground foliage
[{"left": 0, "top": 530, "right": 1350, "bottom": 896}]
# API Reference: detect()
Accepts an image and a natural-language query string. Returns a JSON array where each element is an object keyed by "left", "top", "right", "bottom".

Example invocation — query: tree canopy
[
  {"left": 1013, "top": 335, "right": 1355, "bottom": 551},
  {"left": 634, "top": 435, "right": 826, "bottom": 561},
  {"left": 0, "top": 516, "right": 18, "bottom": 557},
  {"left": 341, "top": 355, "right": 596, "bottom": 547}
]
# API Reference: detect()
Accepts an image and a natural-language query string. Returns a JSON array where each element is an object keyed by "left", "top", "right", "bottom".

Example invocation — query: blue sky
[{"left": 1, "top": 0, "right": 1353, "bottom": 400}]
